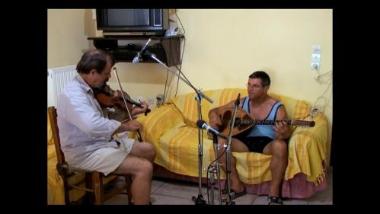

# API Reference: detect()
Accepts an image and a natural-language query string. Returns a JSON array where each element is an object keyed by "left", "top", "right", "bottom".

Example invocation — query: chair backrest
[
  {"left": 48, "top": 106, "right": 66, "bottom": 165},
  {"left": 48, "top": 106, "right": 76, "bottom": 204}
]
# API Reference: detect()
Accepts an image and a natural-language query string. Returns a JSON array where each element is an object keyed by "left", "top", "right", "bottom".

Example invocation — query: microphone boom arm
[
  {"left": 132, "top": 38, "right": 152, "bottom": 63},
  {"left": 148, "top": 53, "right": 213, "bottom": 104}
]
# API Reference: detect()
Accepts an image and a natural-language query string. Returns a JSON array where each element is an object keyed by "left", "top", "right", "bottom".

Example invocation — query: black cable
[
  {"left": 208, "top": 146, "right": 227, "bottom": 173},
  {"left": 175, "top": 12, "right": 185, "bottom": 35},
  {"left": 174, "top": 64, "right": 193, "bottom": 90},
  {"left": 173, "top": 11, "right": 186, "bottom": 97},
  {"left": 175, "top": 37, "right": 186, "bottom": 97},
  {"left": 162, "top": 68, "right": 170, "bottom": 103},
  {"left": 161, "top": 35, "right": 185, "bottom": 103}
]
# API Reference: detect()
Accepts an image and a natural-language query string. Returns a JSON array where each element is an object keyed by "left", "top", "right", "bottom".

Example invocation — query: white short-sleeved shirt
[{"left": 56, "top": 75, "right": 134, "bottom": 175}]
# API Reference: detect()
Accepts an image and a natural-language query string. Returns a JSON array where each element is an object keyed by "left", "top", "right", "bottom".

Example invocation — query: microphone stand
[
  {"left": 224, "top": 93, "right": 240, "bottom": 205},
  {"left": 207, "top": 132, "right": 223, "bottom": 205},
  {"left": 147, "top": 53, "right": 213, "bottom": 205}
]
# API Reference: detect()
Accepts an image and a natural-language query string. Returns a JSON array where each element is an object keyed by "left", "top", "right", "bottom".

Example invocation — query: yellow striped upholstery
[{"left": 138, "top": 88, "right": 329, "bottom": 184}]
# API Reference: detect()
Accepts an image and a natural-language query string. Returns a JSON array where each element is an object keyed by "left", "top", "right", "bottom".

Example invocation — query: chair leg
[
  {"left": 91, "top": 172, "right": 104, "bottom": 205},
  {"left": 58, "top": 166, "right": 72, "bottom": 205},
  {"left": 125, "top": 175, "right": 133, "bottom": 204},
  {"left": 62, "top": 178, "right": 71, "bottom": 205}
]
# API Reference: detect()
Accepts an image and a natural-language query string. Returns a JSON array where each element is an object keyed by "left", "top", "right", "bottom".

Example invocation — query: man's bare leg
[
  {"left": 114, "top": 155, "right": 153, "bottom": 205},
  {"left": 263, "top": 140, "right": 288, "bottom": 197},
  {"left": 218, "top": 137, "right": 249, "bottom": 193}
]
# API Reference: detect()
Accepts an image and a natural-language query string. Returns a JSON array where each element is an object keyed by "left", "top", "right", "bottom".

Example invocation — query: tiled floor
[{"left": 105, "top": 168, "right": 333, "bottom": 205}]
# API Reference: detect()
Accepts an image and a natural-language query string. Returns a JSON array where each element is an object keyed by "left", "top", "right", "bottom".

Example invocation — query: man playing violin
[
  {"left": 208, "top": 71, "right": 292, "bottom": 205},
  {"left": 56, "top": 49, "right": 155, "bottom": 205}
]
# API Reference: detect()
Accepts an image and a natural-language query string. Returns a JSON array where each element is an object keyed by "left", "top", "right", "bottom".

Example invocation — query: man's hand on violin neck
[
  {"left": 138, "top": 101, "right": 149, "bottom": 110},
  {"left": 132, "top": 101, "right": 148, "bottom": 114}
]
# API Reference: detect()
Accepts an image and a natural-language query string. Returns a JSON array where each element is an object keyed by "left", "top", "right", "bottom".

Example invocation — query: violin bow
[{"left": 112, "top": 67, "right": 143, "bottom": 142}]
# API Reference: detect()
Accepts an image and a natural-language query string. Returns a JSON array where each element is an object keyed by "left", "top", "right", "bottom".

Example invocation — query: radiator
[{"left": 48, "top": 65, "right": 77, "bottom": 106}]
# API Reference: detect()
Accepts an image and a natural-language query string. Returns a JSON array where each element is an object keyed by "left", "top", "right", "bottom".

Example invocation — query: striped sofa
[{"left": 138, "top": 88, "right": 330, "bottom": 199}]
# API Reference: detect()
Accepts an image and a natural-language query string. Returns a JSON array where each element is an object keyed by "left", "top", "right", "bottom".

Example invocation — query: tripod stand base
[
  {"left": 221, "top": 194, "right": 236, "bottom": 205},
  {"left": 192, "top": 194, "right": 207, "bottom": 205}
]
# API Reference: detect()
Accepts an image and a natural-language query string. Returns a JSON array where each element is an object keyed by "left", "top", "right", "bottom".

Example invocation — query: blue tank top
[{"left": 240, "top": 96, "right": 283, "bottom": 139}]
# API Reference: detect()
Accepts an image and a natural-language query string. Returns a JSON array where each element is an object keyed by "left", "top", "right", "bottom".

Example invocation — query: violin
[
  {"left": 93, "top": 84, "right": 151, "bottom": 116},
  {"left": 215, "top": 107, "right": 315, "bottom": 137},
  {"left": 93, "top": 83, "right": 146, "bottom": 142}
]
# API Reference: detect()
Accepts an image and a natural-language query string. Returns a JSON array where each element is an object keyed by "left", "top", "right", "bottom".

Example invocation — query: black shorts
[{"left": 234, "top": 135, "right": 273, "bottom": 153}]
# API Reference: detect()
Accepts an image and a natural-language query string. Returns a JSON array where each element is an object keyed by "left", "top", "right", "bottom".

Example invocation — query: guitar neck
[
  {"left": 251, "top": 120, "right": 292, "bottom": 125},
  {"left": 242, "top": 119, "right": 314, "bottom": 127}
]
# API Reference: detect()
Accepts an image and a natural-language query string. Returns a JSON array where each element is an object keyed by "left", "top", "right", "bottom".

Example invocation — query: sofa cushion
[
  {"left": 269, "top": 93, "right": 310, "bottom": 120},
  {"left": 171, "top": 88, "right": 247, "bottom": 126}
]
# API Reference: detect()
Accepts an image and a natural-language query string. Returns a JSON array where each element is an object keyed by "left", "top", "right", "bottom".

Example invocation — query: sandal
[
  {"left": 222, "top": 188, "right": 247, "bottom": 200},
  {"left": 267, "top": 196, "right": 283, "bottom": 205}
]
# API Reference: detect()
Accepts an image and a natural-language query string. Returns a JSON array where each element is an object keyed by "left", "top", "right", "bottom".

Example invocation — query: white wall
[{"left": 48, "top": 9, "right": 90, "bottom": 107}]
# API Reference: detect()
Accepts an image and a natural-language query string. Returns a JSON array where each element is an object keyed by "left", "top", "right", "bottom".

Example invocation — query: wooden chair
[{"left": 48, "top": 106, "right": 132, "bottom": 205}]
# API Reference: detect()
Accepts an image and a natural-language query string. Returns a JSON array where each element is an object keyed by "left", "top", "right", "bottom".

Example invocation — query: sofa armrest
[{"left": 287, "top": 113, "right": 329, "bottom": 183}]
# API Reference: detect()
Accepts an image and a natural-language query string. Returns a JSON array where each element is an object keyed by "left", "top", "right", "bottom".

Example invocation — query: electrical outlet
[
  {"left": 312, "top": 63, "right": 320, "bottom": 71},
  {"left": 311, "top": 45, "right": 321, "bottom": 71},
  {"left": 310, "top": 107, "right": 319, "bottom": 118}
]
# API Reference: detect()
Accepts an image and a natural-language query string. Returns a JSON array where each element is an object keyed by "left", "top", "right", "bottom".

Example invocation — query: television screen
[
  {"left": 96, "top": 9, "right": 169, "bottom": 36},
  {"left": 106, "top": 9, "right": 149, "bottom": 26}
]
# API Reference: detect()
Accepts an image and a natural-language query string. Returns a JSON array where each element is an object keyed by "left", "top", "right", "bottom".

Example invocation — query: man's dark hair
[
  {"left": 76, "top": 49, "right": 115, "bottom": 74},
  {"left": 249, "top": 71, "right": 271, "bottom": 87}
]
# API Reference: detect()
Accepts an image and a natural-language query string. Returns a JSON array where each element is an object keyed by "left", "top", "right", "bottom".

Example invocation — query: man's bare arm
[
  {"left": 208, "top": 100, "right": 240, "bottom": 128},
  {"left": 273, "top": 106, "right": 292, "bottom": 140}
]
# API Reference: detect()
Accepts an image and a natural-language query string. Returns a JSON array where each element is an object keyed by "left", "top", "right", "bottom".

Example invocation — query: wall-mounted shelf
[{"left": 88, "top": 35, "right": 184, "bottom": 66}]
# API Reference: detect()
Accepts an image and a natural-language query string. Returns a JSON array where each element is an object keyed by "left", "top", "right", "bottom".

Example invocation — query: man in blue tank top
[{"left": 209, "top": 71, "right": 292, "bottom": 205}]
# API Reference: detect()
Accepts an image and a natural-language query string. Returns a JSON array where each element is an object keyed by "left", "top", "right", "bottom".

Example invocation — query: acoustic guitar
[{"left": 216, "top": 107, "right": 315, "bottom": 137}]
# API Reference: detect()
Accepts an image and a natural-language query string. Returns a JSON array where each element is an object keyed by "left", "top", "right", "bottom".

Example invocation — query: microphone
[
  {"left": 235, "top": 93, "right": 241, "bottom": 106},
  {"left": 196, "top": 120, "right": 226, "bottom": 139},
  {"left": 132, "top": 38, "right": 152, "bottom": 64}
]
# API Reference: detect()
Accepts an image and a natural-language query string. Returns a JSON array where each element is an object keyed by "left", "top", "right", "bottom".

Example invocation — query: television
[{"left": 96, "top": 9, "right": 169, "bottom": 36}]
